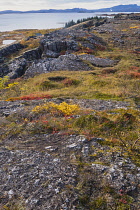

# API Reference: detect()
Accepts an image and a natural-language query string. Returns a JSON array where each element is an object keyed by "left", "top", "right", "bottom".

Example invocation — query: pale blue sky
[{"left": 0, "top": 0, "right": 140, "bottom": 11}]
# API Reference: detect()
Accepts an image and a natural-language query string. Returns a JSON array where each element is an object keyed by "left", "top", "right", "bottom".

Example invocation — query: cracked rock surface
[{"left": 0, "top": 135, "right": 139, "bottom": 210}]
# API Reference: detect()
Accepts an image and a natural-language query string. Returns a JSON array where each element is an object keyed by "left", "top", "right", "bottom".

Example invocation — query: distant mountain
[
  {"left": 0, "top": 4, "right": 140, "bottom": 14},
  {"left": 0, "top": 10, "right": 22, "bottom": 14},
  {"left": 23, "top": 8, "right": 89, "bottom": 13},
  {"left": 96, "top": 4, "right": 140, "bottom": 12}
]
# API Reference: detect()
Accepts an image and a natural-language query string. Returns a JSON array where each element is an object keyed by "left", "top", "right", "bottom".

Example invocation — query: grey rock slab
[
  {"left": 25, "top": 54, "right": 117, "bottom": 78},
  {"left": 78, "top": 54, "right": 117, "bottom": 67}
]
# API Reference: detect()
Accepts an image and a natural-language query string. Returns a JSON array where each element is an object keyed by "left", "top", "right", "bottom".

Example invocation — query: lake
[{"left": 0, "top": 12, "right": 116, "bottom": 32}]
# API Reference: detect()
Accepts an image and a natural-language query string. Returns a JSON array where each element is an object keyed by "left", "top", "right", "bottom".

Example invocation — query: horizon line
[{"left": 0, "top": 4, "right": 139, "bottom": 12}]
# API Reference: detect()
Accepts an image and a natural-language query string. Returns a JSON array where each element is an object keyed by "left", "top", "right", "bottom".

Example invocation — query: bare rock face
[
  {"left": 21, "top": 47, "right": 43, "bottom": 60},
  {"left": 3, "top": 47, "right": 43, "bottom": 79},
  {"left": 24, "top": 54, "right": 117, "bottom": 77},
  {"left": 0, "top": 43, "right": 24, "bottom": 58},
  {"left": 42, "top": 40, "right": 79, "bottom": 58},
  {"left": 7, "top": 58, "right": 27, "bottom": 79},
  {"left": 0, "top": 64, "right": 9, "bottom": 77},
  {"left": 0, "top": 43, "right": 25, "bottom": 77},
  {"left": 24, "top": 54, "right": 91, "bottom": 77},
  {"left": 78, "top": 54, "right": 117, "bottom": 67}
]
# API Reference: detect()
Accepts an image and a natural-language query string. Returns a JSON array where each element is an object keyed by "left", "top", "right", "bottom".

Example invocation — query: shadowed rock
[
  {"left": 7, "top": 58, "right": 27, "bottom": 79},
  {"left": 0, "top": 43, "right": 24, "bottom": 57}
]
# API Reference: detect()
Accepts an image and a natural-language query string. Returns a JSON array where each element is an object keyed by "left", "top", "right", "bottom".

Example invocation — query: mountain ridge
[{"left": 0, "top": 4, "right": 140, "bottom": 14}]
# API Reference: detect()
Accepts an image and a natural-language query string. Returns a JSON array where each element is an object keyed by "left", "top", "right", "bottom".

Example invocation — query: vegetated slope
[{"left": 0, "top": 13, "right": 140, "bottom": 210}]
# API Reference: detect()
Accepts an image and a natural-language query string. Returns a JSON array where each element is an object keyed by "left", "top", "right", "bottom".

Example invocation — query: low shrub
[
  {"left": 5, "top": 82, "right": 19, "bottom": 89},
  {"left": 62, "top": 78, "right": 80, "bottom": 86},
  {"left": 32, "top": 102, "right": 80, "bottom": 116},
  {"left": 38, "top": 80, "right": 57, "bottom": 90},
  {"left": 102, "top": 68, "right": 117, "bottom": 74},
  {"left": 128, "top": 71, "right": 140, "bottom": 78},
  {"left": 0, "top": 76, "right": 9, "bottom": 89},
  {"left": 6, "top": 94, "right": 52, "bottom": 101}
]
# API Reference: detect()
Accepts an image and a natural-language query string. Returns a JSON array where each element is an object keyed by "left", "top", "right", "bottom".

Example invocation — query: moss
[{"left": 89, "top": 197, "right": 107, "bottom": 210}]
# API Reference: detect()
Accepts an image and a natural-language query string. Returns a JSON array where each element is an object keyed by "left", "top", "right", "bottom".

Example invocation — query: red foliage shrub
[
  {"left": 127, "top": 71, "right": 140, "bottom": 78},
  {"left": 6, "top": 94, "right": 52, "bottom": 101},
  {"left": 130, "top": 66, "right": 140, "bottom": 71}
]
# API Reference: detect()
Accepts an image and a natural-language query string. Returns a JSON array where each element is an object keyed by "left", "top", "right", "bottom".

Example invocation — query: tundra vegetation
[{"left": 0, "top": 14, "right": 140, "bottom": 210}]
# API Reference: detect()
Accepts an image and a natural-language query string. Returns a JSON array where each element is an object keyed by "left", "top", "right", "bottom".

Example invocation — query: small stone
[{"left": 8, "top": 189, "right": 14, "bottom": 199}]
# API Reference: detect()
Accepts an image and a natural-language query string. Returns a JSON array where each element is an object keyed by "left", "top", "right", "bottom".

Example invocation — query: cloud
[{"left": 0, "top": 0, "right": 140, "bottom": 11}]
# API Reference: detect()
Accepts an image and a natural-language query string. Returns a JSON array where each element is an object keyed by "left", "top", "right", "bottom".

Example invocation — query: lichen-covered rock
[
  {"left": 24, "top": 54, "right": 117, "bottom": 77},
  {"left": 24, "top": 54, "right": 90, "bottom": 77},
  {"left": 0, "top": 135, "right": 139, "bottom": 210},
  {"left": 78, "top": 54, "right": 117, "bottom": 67}
]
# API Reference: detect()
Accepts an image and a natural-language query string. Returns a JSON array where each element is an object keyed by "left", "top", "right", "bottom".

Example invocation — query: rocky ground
[
  {"left": 0, "top": 98, "right": 139, "bottom": 210},
  {"left": 0, "top": 13, "right": 140, "bottom": 209},
  {"left": 0, "top": 134, "right": 139, "bottom": 210}
]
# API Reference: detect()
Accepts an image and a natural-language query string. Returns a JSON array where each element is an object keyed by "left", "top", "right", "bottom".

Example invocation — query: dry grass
[{"left": 1, "top": 68, "right": 139, "bottom": 106}]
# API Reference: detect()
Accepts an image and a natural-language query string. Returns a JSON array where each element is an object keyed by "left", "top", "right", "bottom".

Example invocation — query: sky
[{"left": 0, "top": 0, "right": 140, "bottom": 11}]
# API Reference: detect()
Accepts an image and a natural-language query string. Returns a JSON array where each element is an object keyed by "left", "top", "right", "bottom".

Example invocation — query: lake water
[
  {"left": 0, "top": 12, "right": 116, "bottom": 32},
  {"left": 3, "top": 40, "right": 16, "bottom": 45}
]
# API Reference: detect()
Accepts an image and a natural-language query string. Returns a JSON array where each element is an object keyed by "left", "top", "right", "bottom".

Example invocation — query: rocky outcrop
[
  {"left": 0, "top": 21, "right": 111, "bottom": 78},
  {"left": 42, "top": 40, "right": 79, "bottom": 58},
  {"left": 78, "top": 54, "right": 117, "bottom": 67},
  {"left": 21, "top": 47, "right": 43, "bottom": 60},
  {"left": 24, "top": 54, "right": 91, "bottom": 77},
  {"left": 25, "top": 54, "right": 117, "bottom": 77},
  {"left": 0, "top": 43, "right": 25, "bottom": 77},
  {"left": 1, "top": 47, "right": 43, "bottom": 79},
  {"left": 0, "top": 64, "right": 9, "bottom": 77},
  {"left": 0, "top": 43, "right": 24, "bottom": 58},
  {"left": 7, "top": 58, "right": 27, "bottom": 79}
]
